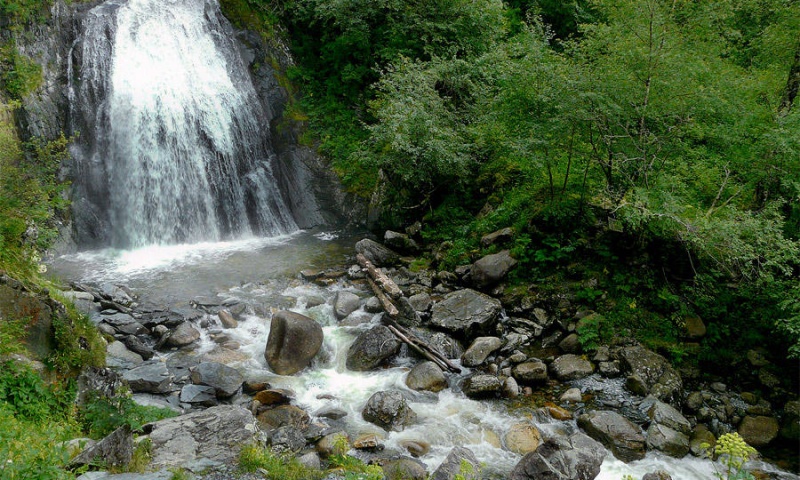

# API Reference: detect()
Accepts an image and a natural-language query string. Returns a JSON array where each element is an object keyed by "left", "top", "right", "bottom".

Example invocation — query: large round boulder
[
  {"left": 265, "top": 310, "right": 324, "bottom": 375},
  {"left": 646, "top": 424, "right": 690, "bottom": 458},
  {"left": 470, "top": 250, "right": 517, "bottom": 289},
  {"left": 346, "top": 325, "right": 401, "bottom": 371},
  {"left": 334, "top": 291, "right": 361, "bottom": 320},
  {"left": 406, "top": 361, "right": 447, "bottom": 392},
  {"left": 738, "top": 415, "right": 780, "bottom": 447},
  {"left": 512, "top": 360, "right": 548, "bottom": 384},
  {"left": 429, "top": 289, "right": 502, "bottom": 338},
  {"left": 461, "top": 374, "right": 502, "bottom": 399},
  {"left": 509, "top": 432, "right": 606, "bottom": 480},
  {"left": 577, "top": 410, "right": 646, "bottom": 462},
  {"left": 504, "top": 423, "right": 542, "bottom": 455},
  {"left": 362, "top": 390, "right": 417, "bottom": 432},
  {"left": 619, "top": 345, "right": 682, "bottom": 405}
]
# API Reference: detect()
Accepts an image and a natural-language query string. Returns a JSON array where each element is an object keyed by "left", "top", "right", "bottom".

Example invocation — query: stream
[{"left": 45, "top": 230, "right": 747, "bottom": 479}]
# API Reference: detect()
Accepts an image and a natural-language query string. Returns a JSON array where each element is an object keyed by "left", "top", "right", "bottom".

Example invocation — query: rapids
[{"left": 47, "top": 233, "right": 734, "bottom": 479}]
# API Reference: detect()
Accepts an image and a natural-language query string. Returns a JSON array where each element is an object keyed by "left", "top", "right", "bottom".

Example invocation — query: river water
[{"left": 44, "top": 231, "right": 752, "bottom": 479}]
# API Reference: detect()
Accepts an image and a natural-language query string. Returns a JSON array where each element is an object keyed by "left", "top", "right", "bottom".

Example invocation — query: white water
[
  {"left": 50, "top": 236, "right": 768, "bottom": 479},
  {"left": 73, "top": 0, "right": 297, "bottom": 247}
]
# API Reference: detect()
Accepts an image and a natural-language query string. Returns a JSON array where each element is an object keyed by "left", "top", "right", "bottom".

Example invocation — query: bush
[{"left": 78, "top": 392, "right": 178, "bottom": 440}]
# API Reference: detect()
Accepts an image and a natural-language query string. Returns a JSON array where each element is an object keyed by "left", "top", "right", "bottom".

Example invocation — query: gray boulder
[
  {"left": 481, "top": 227, "right": 514, "bottom": 247},
  {"left": 738, "top": 415, "right": 780, "bottom": 447},
  {"left": 257, "top": 405, "right": 310, "bottom": 430},
  {"left": 471, "top": 250, "right": 517, "bottom": 289},
  {"left": 102, "top": 313, "right": 147, "bottom": 336},
  {"left": 431, "top": 446, "right": 480, "bottom": 480},
  {"left": 147, "top": 406, "right": 258, "bottom": 468},
  {"left": 166, "top": 322, "right": 200, "bottom": 348},
  {"left": 362, "top": 390, "right": 417, "bottom": 432},
  {"left": 640, "top": 396, "right": 691, "bottom": 434},
  {"left": 334, "top": 291, "right": 361, "bottom": 320},
  {"left": 122, "top": 361, "right": 173, "bottom": 393},
  {"left": 509, "top": 432, "right": 606, "bottom": 480},
  {"left": 619, "top": 346, "right": 682, "bottom": 405},
  {"left": 407, "top": 293, "right": 432, "bottom": 313},
  {"left": 578, "top": 410, "right": 646, "bottom": 462},
  {"left": 384, "top": 230, "right": 420, "bottom": 254},
  {"left": 462, "top": 336, "right": 502, "bottom": 367},
  {"left": 461, "top": 374, "right": 502, "bottom": 399},
  {"left": 512, "top": 360, "right": 549, "bottom": 384},
  {"left": 412, "top": 329, "right": 464, "bottom": 359},
  {"left": 383, "top": 456, "right": 428, "bottom": 480},
  {"left": 179, "top": 384, "right": 217, "bottom": 406},
  {"left": 190, "top": 362, "right": 243, "bottom": 398},
  {"left": 406, "top": 361, "right": 447, "bottom": 392},
  {"left": 218, "top": 310, "right": 238, "bottom": 329},
  {"left": 123, "top": 335, "right": 154, "bottom": 360},
  {"left": 69, "top": 425, "right": 133, "bottom": 470},
  {"left": 355, "top": 238, "right": 401, "bottom": 266},
  {"left": 265, "top": 310, "right": 323, "bottom": 375},
  {"left": 106, "top": 341, "right": 144, "bottom": 369},
  {"left": 429, "top": 289, "right": 502, "bottom": 338},
  {"left": 646, "top": 424, "right": 690, "bottom": 458},
  {"left": 346, "top": 325, "right": 401, "bottom": 371},
  {"left": 550, "top": 354, "right": 594, "bottom": 381}
]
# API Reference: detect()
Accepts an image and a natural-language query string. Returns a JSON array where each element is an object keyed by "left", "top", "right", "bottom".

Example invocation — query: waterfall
[{"left": 69, "top": 0, "right": 298, "bottom": 248}]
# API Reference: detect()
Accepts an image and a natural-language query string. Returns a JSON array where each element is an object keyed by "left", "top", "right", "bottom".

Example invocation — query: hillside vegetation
[{"left": 242, "top": 0, "right": 800, "bottom": 374}]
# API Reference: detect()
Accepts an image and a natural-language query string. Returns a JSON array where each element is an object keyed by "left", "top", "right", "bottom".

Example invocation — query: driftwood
[{"left": 358, "top": 254, "right": 461, "bottom": 374}]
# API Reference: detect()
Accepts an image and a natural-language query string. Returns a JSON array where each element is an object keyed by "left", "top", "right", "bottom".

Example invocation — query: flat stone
[
  {"left": 190, "top": 362, "right": 243, "bottom": 398},
  {"left": 461, "top": 336, "right": 502, "bottom": 367},
  {"left": 429, "top": 289, "right": 502, "bottom": 338},
  {"left": 122, "top": 361, "right": 173, "bottom": 393},
  {"left": 550, "top": 354, "right": 594, "bottom": 381}
]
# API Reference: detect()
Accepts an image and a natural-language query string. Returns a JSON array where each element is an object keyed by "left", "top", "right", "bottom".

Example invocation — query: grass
[{"left": 239, "top": 444, "right": 325, "bottom": 480}]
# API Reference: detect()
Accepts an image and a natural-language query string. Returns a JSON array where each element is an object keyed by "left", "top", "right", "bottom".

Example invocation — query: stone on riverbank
[
  {"left": 578, "top": 410, "right": 646, "bottom": 462},
  {"left": 406, "top": 361, "right": 447, "bottom": 392},
  {"left": 147, "top": 406, "right": 258, "bottom": 468},
  {"left": 190, "top": 362, "right": 243, "bottom": 398},
  {"left": 429, "top": 289, "right": 502, "bottom": 338},
  {"left": 509, "top": 432, "right": 606, "bottom": 480}
]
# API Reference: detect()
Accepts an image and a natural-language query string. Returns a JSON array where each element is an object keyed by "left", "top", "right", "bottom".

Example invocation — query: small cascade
[{"left": 69, "top": 0, "right": 298, "bottom": 248}]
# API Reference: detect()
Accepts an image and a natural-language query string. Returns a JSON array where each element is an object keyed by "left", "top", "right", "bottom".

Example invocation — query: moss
[{"left": 0, "top": 42, "right": 43, "bottom": 99}]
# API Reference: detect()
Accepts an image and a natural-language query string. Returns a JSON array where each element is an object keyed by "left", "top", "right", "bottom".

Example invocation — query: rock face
[
  {"left": 431, "top": 446, "right": 480, "bottom": 480},
  {"left": 190, "top": 362, "right": 244, "bottom": 398},
  {"left": 550, "top": 354, "right": 594, "bottom": 381},
  {"left": 355, "top": 238, "right": 400, "bottom": 266},
  {"left": 265, "top": 310, "right": 323, "bottom": 375},
  {"left": 147, "top": 406, "right": 258, "bottom": 468},
  {"left": 462, "top": 336, "right": 502, "bottom": 367},
  {"left": 429, "top": 289, "right": 502, "bottom": 338},
  {"left": 346, "top": 325, "right": 401, "bottom": 371},
  {"left": 406, "top": 361, "right": 448, "bottom": 392},
  {"left": 470, "top": 250, "right": 517, "bottom": 289},
  {"left": 362, "top": 390, "right": 417, "bottom": 432},
  {"left": 619, "top": 346, "right": 682, "bottom": 404},
  {"left": 577, "top": 410, "right": 646, "bottom": 462},
  {"left": 509, "top": 432, "right": 606, "bottom": 480}
]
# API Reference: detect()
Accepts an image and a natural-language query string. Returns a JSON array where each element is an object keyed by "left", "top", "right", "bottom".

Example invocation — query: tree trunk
[{"left": 779, "top": 43, "right": 800, "bottom": 115}]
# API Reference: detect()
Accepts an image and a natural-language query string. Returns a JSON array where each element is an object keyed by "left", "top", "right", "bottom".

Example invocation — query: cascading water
[{"left": 69, "top": 0, "right": 297, "bottom": 248}]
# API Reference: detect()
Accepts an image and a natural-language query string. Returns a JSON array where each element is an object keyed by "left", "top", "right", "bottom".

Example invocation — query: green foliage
[
  {"left": 0, "top": 0, "right": 49, "bottom": 24},
  {"left": 0, "top": 317, "right": 27, "bottom": 356},
  {"left": 48, "top": 292, "right": 106, "bottom": 374},
  {"left": 239, "top": 444, "right": 324, "bottom": 479},
  {"left": 0, "top": 102, "right": 72, "bottom": 282},
  {"left": 0, "top": 361, "right": 74, "bottom": 422},
  {"left": 0, "top": 404, "right": 76, "bottom": 480},
  {"left": 0, "top": 42, "right": 43, "bottom": 99},
  {"left": 576, "top": 313, "right": 603, "bottom": 351},
  {"left": 703, "top": 432, "right": 758, "bottom": 480},
  {"left": 78, "top": 392, "right": 178, "bottom": 440},
  {"left": 327, "top": 451, "right": 383, "bottom": 480}
]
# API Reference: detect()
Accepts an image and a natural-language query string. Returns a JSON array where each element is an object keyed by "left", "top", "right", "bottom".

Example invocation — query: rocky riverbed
[{"left": 45, "top": 230, "right": 799, "bottom": 480}]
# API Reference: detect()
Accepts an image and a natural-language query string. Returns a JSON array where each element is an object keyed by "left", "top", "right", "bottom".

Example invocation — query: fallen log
[{"left": 358, "top": 256, "right": 461, "bottom": 374}]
